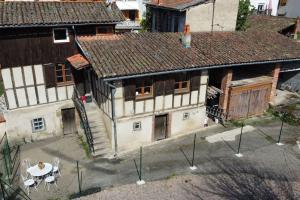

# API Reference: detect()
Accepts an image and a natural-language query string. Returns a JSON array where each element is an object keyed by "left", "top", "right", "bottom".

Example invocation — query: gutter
[
  {"left": 102, "top": 58, "right": 300, "bottom": 81},
  {"left": 104, "top": 82, "right": 118, "bottom": 157},
  {"left": 0, "top": 22, "right": 120, "bottom": 29}
]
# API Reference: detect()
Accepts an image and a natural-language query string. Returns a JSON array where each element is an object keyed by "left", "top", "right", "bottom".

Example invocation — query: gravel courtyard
[{"left": 18, "top": 117, "right": 300, "bottom": 200}]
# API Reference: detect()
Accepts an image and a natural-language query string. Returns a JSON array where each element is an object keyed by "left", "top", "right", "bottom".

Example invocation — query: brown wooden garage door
[{"left": 227, "top": 82, "right": 272, "bottom": 120}]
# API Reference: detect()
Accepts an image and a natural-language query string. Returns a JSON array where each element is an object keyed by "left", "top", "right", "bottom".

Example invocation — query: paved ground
[{"left": 19, "top": 118, "right": 300, "bottom": 200}]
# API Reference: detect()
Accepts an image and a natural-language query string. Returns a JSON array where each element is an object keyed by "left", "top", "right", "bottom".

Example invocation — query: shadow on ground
[{"left": 184, "top": 158, "right": 300, "bottom": 200}]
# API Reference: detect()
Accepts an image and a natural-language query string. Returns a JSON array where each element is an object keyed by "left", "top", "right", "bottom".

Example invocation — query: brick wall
[
  {"left": 219, "top": 68, "right": 233, "bottom": 111},
  {"left": 270, "top": 63, "right": 281, "bottom": 101}
]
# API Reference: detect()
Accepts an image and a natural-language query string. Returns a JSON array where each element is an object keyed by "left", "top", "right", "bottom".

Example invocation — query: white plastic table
[{"left": 27, "top": 163, "right": 53, "bottom": 177}]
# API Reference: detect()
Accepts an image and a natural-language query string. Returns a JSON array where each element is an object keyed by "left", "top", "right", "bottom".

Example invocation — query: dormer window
[{"left": 53, "top": 28, "right": 69, "bottom": 43}]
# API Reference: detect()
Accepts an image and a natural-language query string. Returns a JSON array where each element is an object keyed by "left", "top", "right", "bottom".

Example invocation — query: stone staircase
[{"left": 84, "top": 102, "right": 114, "bottom": 158}]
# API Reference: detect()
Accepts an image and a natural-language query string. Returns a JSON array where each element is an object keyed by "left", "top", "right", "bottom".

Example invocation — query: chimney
[
  {"left": 294, "top": 17, "right": 300, "bottom": 40},
  {"left": 182, "top": 25, "right": 191, "bottom": 48}
]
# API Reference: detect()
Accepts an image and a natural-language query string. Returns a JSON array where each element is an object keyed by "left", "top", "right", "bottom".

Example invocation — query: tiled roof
[
  {"left": 248, "top": 15, "right": 295, "bottom": 33},
  {"left": 146, "top": 0, "right": 208, "bottom": 10},
  {"left": 77, "top": 31, "right": 300, "bottom": 78},
  {"left": 0, "top": 2, "right": 124, "bottom": 28}
]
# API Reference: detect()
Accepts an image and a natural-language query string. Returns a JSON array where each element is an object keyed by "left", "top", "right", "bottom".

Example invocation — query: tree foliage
[{"left": 236, "top": 0, "right": 253, "bottom": 31}]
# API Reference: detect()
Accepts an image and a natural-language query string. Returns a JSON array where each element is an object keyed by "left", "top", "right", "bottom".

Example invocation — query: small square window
[
  {"left": 31, "top": 118, "right": 46, "bottom": 132},
  {"left": 133, "top": 122, "right": 141, "bottom": 131},
  {"left": 183, "top": 112, "right": 190, "bottom": 120},
  {"left": 53, "top": 28, "right": 69, "bottom": 43}
]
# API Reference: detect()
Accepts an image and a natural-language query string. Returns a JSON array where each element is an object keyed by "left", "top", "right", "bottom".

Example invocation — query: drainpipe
[{"left": 105, "top": 81, "right": 118, "bottom": 157}]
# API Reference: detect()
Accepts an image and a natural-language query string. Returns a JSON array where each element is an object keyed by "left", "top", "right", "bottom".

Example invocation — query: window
[
  {"left": 31, "top": 118, "right": 45, "bottom": 132},
  {"left": 257, "top": 3, "right": 264, "bottom": 12},
  {"left": 96, "top": 26, "right": 113, "bottom": 35},
  {"left": 53, "top": 28, "right": 69, "bottom": 43},
  {"left": 174, "top": 73, "right": 190, "bottom": 94},
  {"left": 133, "top": 122, "right": 141, "bottom": 131},
  {"left": 183, "top": 112, "right": 190, "bottom": 120},
  {"left": 135, "top": 79, "right": 153, "bottom": 99},
  {"left": 55, "top": 64, "right": 73, "bottom": 85}
]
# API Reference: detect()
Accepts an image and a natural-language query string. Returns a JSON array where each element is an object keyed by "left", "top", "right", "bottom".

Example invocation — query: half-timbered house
[
  {"left": 0, "top": 1, "right": 124, "bottom": 142},
  {"left": 75, "top": 29, "right": 300, "bottom": 154}
]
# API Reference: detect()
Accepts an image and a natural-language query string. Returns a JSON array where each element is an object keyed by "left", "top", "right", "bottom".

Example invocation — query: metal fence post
[
  {"left": 139, "top": 147, "right": 142, "bottom": 181},
  {"left": 76, "top": 161, "right": 81, "bottom": 194},
  {"left": 235, "top": 123, "right": 244, "bottom": 157},
  {"left": 191, "top": 134, "right": 196, "bottom": 167},
  {"left": 277, "top": 117, "right": 284, "bottom": 146}
]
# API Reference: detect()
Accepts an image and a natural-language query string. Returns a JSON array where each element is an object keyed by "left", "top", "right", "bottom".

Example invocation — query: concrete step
[{"left": 84, "top": 101, "right": 113, "bottom": 158}]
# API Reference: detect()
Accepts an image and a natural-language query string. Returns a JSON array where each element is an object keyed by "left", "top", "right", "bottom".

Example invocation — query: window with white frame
[
  {"left": 31, "top": 118, "right": 45, "bottom": 132},
  {"left": 53, "top": 28, "right": 69, "bottom": 43},
  {"left": 183, "top": 112, "right": 190, "bottom": 120},
  {"left": 133, "top": 122, "right": 141, "bottom": 131}
]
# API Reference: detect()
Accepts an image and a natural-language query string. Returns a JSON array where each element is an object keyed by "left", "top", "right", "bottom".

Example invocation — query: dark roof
[
  {"left": 0, "top": 2, "right": 124, "bottom": 28},
  {"left": 248, "top": 15, "right": 295, "bottom": 33},
  {"left": 77, "top": 31, "right": 300, "bottom": 78},
  {"left": 146, "top": 0, "right": 208, "bottom": 10}
]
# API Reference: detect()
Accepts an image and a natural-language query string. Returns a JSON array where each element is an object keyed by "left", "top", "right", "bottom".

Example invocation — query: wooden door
[
  {"left": 227, "top": 83, "right": 272, "bottom": 120},
  {"left": 62, "top": 108, "right": 76, "bottom": 135},
  {"left": 154, "top": 115, "right": 168, "bottom": 141}
]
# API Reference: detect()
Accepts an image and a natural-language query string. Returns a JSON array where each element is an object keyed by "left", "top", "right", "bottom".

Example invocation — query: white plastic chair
[
  {"left": 21, "top": 174, "right": 37, "bottom": 195},
  {"left": 44, "top": 175, "right": 57, "bottom": 191},
  {"left": 52, "top": 157, "right": 61, "bottom": 177}
]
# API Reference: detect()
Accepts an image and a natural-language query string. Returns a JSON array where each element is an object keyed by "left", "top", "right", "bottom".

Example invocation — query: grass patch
[
  {"left": 78, "top": 136, "right": 92, "bottom": 159},
  {"left": 166, "top": 172, "right": 177, "bottom": 180},
  {"left": 266, "top": 106, "right": 300, "bottom": 126},
  {"left": 0, "top": 81, "right": 4, "bottom": 96}
]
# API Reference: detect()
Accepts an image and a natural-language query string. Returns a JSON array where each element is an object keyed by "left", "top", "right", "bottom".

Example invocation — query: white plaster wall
[
  {"left": 57, "top": 86, "right": 67, "bottom": 101},
  {"left": 34, "top": 65, "right": 44, "bottom": 84},
  {"left": 37, "top": 85, "right": 47, "bottom": 104},
  {"left": 6, "top": 90, "right": 17, "bottom": 109},
  {"left": 23, "top": 66, "right": 34, "bottom": 86},
  {"left": 12, "top": 67, "right": 24, "bottom": 87},
  {"left": 67, "top": 85, "right": 74, "bottom": 99},
  {"left": 182, "top": 93, "right": 190, "bottom": 106},
  {"left": 199, "top": 85, "right": 207, "bottom": 104},
  {"left": 191, "top": 91, "right": 198, "bottom": 104},
  {"left": 135, "top": 101, "right": 144, "bottom": 114},
  {"left": 145, "top": 99, "right": 154, "bottom": 112},
  {"left": 170, "top": 106, "right": 206, "bottom": 137},
  {"left": 115, "top": 99, "right": 124, "bottom": 117},
  {"left": 124, "top": 100, "right": 134, "bottom": 116},
  {"left": 186, "top": 0, "right": 239, "bottom": 32},
  {"left": 174, "top": 95, "right": 181, "bottom": 107},
  {"left": 116, "top": 115, "right": 153, "bottom": 151},
  {"left": 16, "top": 88, "right": 27, "bottom": 107},
  {"left": 2, "top": 69, "right": 13, "bottom": 89},
  {"left": 164, "top": 95, "right": 173, "bottom": 109},
  {"left": 155, "top": 96, "right": 164, "bottom": 111},
  {"left": 27, "top": 87, "right": 37, "bottom": 106},
  {"left": 47, "top": 88, "right": 57, "bottom": 102},
  {"left": 3, "top": 100, "right": 74, "bottom": 143}
]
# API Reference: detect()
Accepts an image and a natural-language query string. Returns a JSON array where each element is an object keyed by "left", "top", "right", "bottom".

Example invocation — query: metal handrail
[{"left": 72, "top": 87, "right": 94, "bottom": 154}]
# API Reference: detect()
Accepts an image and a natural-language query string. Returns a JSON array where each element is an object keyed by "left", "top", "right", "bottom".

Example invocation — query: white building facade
[{"left": 250, "top": 0, "right": 279, "bottom": 16}]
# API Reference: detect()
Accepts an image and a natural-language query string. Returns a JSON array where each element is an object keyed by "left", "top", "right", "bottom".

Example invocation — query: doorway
[
  {"left": 154, "top": 114, "right": 168, "bottom": 141},
  {"left": 62, "top": 108, "right": 76, "bottom": 135}
]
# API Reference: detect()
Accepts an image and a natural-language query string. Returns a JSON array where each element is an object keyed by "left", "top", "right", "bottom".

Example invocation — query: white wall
[
  {"left": 250, "top": 0, "right": 279, "bottom": 16},
  {"left": 108, "top": 70, "right": 209, "bottom": 151},
  {"left": 186, "top": 0, "right": 239, "bottom": 32},
  {"left": 3, "top": 100, "right": 74, "bottom": 143},
  {"left": 1, "top": 65, "right": 74, "bottom": 110}
]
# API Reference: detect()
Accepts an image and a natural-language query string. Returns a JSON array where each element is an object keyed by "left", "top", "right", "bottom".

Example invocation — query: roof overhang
[{"left": 67, "top": 54, "right": 90, "bottom": 70}]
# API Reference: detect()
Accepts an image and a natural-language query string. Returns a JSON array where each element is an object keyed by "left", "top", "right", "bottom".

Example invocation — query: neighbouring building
[
  {"left": 250, "top": 0, "right": 279, "bottom": 16},
  {"left": 146, "top": 0, "right": 239, "bottom": 32},
  {"left": 76, "top": 29, "right": 300, "bottom": 154},
  {"left": 277, "top": 0, "right": 300, "bottom": 18},
  {"left": 0, "top": 1, "right": 124, "bottom": 142},
  {"left": 115, "top": 0, "right": 146, "bottom": 32}
]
